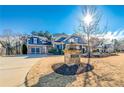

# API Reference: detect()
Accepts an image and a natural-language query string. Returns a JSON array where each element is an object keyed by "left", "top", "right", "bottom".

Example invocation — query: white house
[{"left": 96, "top": 40, "right": 114, "bottom": 53}]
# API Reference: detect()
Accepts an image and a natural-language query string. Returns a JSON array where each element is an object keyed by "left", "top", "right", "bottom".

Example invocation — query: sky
[{"left": 0, "top": 5, "right": 124, "bottom": 39}]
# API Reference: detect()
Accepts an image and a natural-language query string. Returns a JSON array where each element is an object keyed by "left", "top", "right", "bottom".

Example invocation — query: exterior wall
[
  {"left": 26, "top": 36, "right": 52, "bottom": 54},
  {"left": 53, "top": 42, "right": 65, "bottom": 50},
  {"left": 53, "top": 41, "right": 87, "bottom": 54},
  {"left": 106, "top": 47, "right": 114, "bottom": 53},
  {"left": 96, "top": 44, "right": 114, "bottom": 53},
  {"left": 27, "top": 45, "right": 49, "bottom": 54},
  {"left": 52, "top": 35, "right": 87, "bottom": 54}
]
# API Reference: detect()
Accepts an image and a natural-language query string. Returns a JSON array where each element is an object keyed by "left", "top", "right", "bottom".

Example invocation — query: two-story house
[
  {"left": 96, "top": 41, "right": 114, "bottom": 53},
  {"left": 52, "top": 34, "right": 87, "bottom": 53},
  {"left": 26, "top": 35, "right": 52, "bottom": 54}
]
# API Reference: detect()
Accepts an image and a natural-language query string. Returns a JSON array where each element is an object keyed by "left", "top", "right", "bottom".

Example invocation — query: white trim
[
  {"left": 54, "top": 35, "right": 68, "bottom": 42},
  {"left": 28, "top": 45, "right": 48, "bottom": 54},
  {"left": 27, "top": 44, "right": 48, "bottom": 47}
]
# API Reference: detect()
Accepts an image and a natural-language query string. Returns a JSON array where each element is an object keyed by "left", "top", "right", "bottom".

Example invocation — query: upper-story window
[
  {"left": 75, "top": 38, "right": 79, "bottom": 43},
  {"left": 69, "top": 37, "right": 79, "bottom": 43},
  {"left": 42, "top": 40, "right": 46, "bottom": 44},
  {"left": 69, "top": 38, "right": 74, "bottom": 43},
  {"left": 33, "top": 38, "right": 37, "bottom": 44}
]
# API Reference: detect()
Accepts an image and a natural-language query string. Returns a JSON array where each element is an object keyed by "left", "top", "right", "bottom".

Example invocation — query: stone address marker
[{"left": 64, "top": 43, "right": 81, "bottom": 65}]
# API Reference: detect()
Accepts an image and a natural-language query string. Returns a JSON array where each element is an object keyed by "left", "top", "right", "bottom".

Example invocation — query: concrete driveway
[{"left": 0, "top": 54, "right": 45, "bottom": 87}]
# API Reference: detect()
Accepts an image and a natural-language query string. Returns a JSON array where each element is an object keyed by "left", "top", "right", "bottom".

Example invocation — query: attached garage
[
  {"left": 28, "top": 45, "right": 48, "bottom": 54},
  {"left": 26, "top": 36, "right": 52, "bottom": 54}
]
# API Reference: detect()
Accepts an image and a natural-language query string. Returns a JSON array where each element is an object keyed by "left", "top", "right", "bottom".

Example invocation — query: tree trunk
[{"left": 87, "top": 30, "right": 91, "bottom": 64}]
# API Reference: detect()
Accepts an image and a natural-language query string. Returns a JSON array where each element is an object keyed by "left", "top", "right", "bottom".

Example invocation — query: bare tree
[
  {"left": 0, "top": 29, "right": 22, "bottom": 55},
  {"left": 2, "top": 29, "right": 14, "bottom": 55},
  {"left": 78, "top": 6, "right": 108, "bottom": 64},
  {"left": 112, "top": 39, "right": 120, "bottom": 54},
  {"left": 90, "top": 37, "right": 104, "bottom": 52},
  {"left": 116, "top": 38, "right": 124, "bottom": 52}
]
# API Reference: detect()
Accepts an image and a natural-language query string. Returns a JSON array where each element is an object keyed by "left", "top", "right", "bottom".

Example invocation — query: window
[
  {"left": 31, "top": 48, "right": 35, "bottom": 54},
  {"left": 42, "top": 40, "right": 46, "bottom": 44},
  {"left": 75, "top": 38, "right": 79, "bottom": 43},
  {"left": 36, "top": 48, "right": 40, "bottom": 54},
  {"left": 33, "top": 38, "right": 37, "bottom": 44},
  {"left": 69, "top": 38, "right": 74, "bottom": 43}
]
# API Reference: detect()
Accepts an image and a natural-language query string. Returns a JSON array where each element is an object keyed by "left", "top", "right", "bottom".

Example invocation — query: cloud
[{"left": 103, "top": 29, "right": 124, "bottom": 40}]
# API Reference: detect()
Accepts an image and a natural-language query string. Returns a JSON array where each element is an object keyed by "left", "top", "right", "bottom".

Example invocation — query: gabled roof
[
  {"left": 54, "top": 35, "right": 68, "bottom": 42},
  {"left": 27, "top": 35, "right": 52, "bottom": 45},
  {"left": 55, "top": 37, "right": 67, "bottom": 42},
  {"left": 63, "top": 34, "right": 87, "bottom": 44},
  {"left": 27, "top": 35, "right": 48, "bottom": 41},
  {"left": 53, "top": 34, "right": 87, "bottom": 44}
]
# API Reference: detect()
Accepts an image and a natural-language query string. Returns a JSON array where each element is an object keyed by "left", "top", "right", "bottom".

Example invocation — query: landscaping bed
[
  {"left": 25, "top": 53, "right": 124, "bottom": 87},
  {"left": 81, "top": 52, "right": 118, "bottom": 58}
]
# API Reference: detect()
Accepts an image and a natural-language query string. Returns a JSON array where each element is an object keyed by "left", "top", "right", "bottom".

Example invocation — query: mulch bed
[{"left": 52, "top": 63, "right": 94, "bottom": 75}]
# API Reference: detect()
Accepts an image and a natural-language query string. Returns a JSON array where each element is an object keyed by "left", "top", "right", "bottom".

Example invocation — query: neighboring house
[
  {"left": 96, "top": 41, "right": 114, "bottom": 53},
  {"left": 52, "top": 34, "right": 87, "bottom": 53},
  {"left": 26, "top": 36, "right": 52, "bottom": 54},
  {"left": 52, "top": 34, "right": 68, "bottom": 50}
]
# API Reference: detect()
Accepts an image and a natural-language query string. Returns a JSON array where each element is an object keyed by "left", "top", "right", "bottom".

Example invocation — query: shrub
[
  {"left": 48, "top": 48, "right": 57, "bottom": 54},
  {"left": 48, "top": 48, "right": 64, "bottom": 55},
  {"left": 92, "top": 49, "right": 99, "bottom": 53}
]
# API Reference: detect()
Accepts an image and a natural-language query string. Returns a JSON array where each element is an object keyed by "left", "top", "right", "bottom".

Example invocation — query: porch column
[
  {"left": 44, "top": 46, "right": 47, "bottom": 54},
  {"left": 62, "top": 44, "right": 63, "bottom": 50}
]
